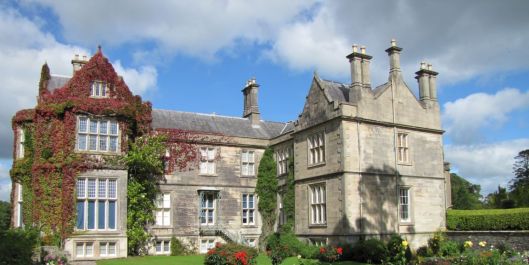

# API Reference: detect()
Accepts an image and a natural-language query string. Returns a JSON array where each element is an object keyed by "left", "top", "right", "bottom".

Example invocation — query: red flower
[
  {"left": 336, "top": 247, "right": 343, "bottom": 255},
  {"left": 207, "top": 249, "right": 216, "bottom": 255},
  {"left": 215, "top": 242, "right": 222, "bottom": 248},
  {"left": 235, "top": 251, "right": 248, "bottom": 265},
  {"left": 320, "top": 247, "right": 326, "bottom": 254}
]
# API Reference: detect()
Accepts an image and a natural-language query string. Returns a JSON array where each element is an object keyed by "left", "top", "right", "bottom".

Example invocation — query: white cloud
[
  {"left": 0, "top": 159, "right": 11, "bottom": 201},
  {"left": 445, "top": 139, "right": 529, "bottom": 195},
  {"left": 443, "top": 88, "right": 529, "bottom": 144},
  {"left": 0, "top": 7, "right": 157, "bottom": 158}
]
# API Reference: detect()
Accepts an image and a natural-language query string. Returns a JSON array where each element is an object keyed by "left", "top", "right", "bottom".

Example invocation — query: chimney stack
[
  {"left": 385, "top": 39, "right": 403, "bottom": 81},
  {"left": 242, "top": 77, "right": 261, "bottom": 125},
  {"left": 71, "top": 54, "right": 89, "bottom": 73},
  {"left": 415, "top": 62, "right": 439, "bottom": 101},
  {"left": 346, "top": 44, "right": 372, "bottom": 102}
]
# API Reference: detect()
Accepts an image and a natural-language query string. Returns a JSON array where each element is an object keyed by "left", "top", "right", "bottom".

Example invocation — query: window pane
[
  {"left": 79, "top": 117, "right": 88, "bottom": 132},
  {"left": 207, "top": 148, "right": 216, "bottom": 160},
  {"left": 163, "top": 241, "right": 170, "bottom": 252},
  {"left": 108, "top": 243, "right": 116, "bottom": 255},
  {"left": 156, "top": 210, "right": 163, "bottom": 225},
  {"left": 98, "top": 201, "right": 106, "bottom": 229},
  {"left": 90, "top": 120, "right": 98, "bottom": 133},
  {"left": 163, "top": 193, "right": 170, "bottom": 208},
  {"left": 100, "top": 243, "right": 107, "bottom": 256},
  {"left": 108, "top": 180, "right": 116, "bottom": 198},
  {"left": 199, "top": 162, "right": 207, "bottom": 174},
  {"left": 163, "top": 210, "right": 170, "bottom": 226},
  {"left": 101, "top": 83, "right": 107, "bottom": 97},
  {"left": 87, "top": 201, "right": 95, "bottom": 229},
  {"left": 88, "top": 179, "right": 96, "bottom": 198},
  {"left": 249, "top": 210, "right": 254, "bottom": 223},
  {"left": 242, "top": 152, "right": 248, "bottom": 163},
  {"left": 109, "top": 136, "right": 118, "bottom": 152},
  {"left": 99, "top": 137, "right": 107, "bottom": 151},
  {"left": 76, "top": 201, "right": 84, "bottom": 229},
  {"left": 110, "top": 121, "right": 118, "bottom": 135},
  {"left": 78, "top": 135, "right": 87, "bottom": 150},
  {"left": 249, "top": 195, "right": 254, "bottom": 208},
  {"left": 242, "top": 194, "right": 247, "bottom": 208},
  {"left": 207, "top": 162, "right": 215, "bottom": 174},
  {"left": 108, "top": 201, "right": 116, "bottom": 229},
  {"left": 98, "top": 179, "right": 106, "bottom": 198},
  {"left": 77, "top": 179, "right": 86, "bottom": 198},
  {"left": 89, "top": 135, "right": 97, "bottom": 150},
  {"left": 242, "top": 164, "right": 248, "bottom": 176},
  {"left": 156, "top": 241, "right": 162, "bottom": 252},
  {"left": 99, "top": 121, "right": 108, "bottom": 134},
  {"left": 249, "top": 165, "right": 254, "bottom": 175},
  {"left": 76, "top": 243, "right": 84, "bottom": 256},
  {"left": 248, "top": 152, "right": 254, "bottom": 162}
]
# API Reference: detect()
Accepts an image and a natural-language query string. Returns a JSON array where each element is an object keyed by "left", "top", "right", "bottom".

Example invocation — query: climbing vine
[
  {"left": 280, "top": 156, "right": 295, "bottom": 233},
  {"left": 255, "top": 148, "right": 278, "bottom": 249}
]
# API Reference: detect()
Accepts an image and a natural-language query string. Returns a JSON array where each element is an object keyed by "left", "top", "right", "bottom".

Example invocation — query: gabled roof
[
  {"left": 152, "top": 109, "right": 288, "bottom": 139},
  {"left": 318, "top": 78, "right": 350, "bottom": 103}
]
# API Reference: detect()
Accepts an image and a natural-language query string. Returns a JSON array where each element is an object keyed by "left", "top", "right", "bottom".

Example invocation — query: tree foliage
[
  {"left": 0, "top": 201, "right": 11, "bottom": 232},
  {"left": 450, "top": 173, "right": 482, "bottom": 210},
  {"left": 510, "top": 149, "right": 529, "bottom": 207},
  {"left": 255, "top": 148, "right": 277, "bottom": 249}
]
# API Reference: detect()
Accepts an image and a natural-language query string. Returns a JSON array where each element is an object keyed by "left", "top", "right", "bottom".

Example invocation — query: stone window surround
[
  {"left": 240, "top": 149, "right": 256, "bottom": 177},
  {"left": 307, "top": 131, "right": 326, "bottom": 167},
  {"left": 199, "top": 146, "right": 217, "bottom": 176},
  {"left": 276, "top": 147, "right": 290, "bottom": 176},
  {"left": 17, "top": 127, "right": 24, "bottom": 159},
  {"left": 90, "top": 80, "right": 109, "bottom": 98},
  {"left": 155, "top": 192, "right": 171, "bottom": 227},
  {"left": 155, "top": 239, "right": 171, "bottom": 254},
  {"left": 76, "top": 116, "right": 120, "bottom": 154},
  {"left": 309, "top": 182, "right": 327, "bottom": 226},
  {"left": 241, "top": 193, "right": 256, "bottom": 225},
  {"left": 76, "top": 177, "right": 118, "bottom": 231},
  {"left": 398, "top": 186, "right": 414, "bottom": 224},
  {"left": 396, "top": 131, "right": 412, "bottom": 165}
]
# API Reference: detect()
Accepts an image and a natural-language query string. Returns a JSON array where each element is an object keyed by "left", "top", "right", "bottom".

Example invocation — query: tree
[
  {"left": 255, "top": 148, "right": 277, "bottom": 250},
  {"left": 485, "top": 186, "right": 515, "bottom": 209},
  {"left": 510, "top": 149, "right": 529, "bottom": 207},
  {"left": 450, "top": 173, "right": 482, "bottom": 209},
  {"left": 0, "top": 201, "right": 11, "bottom": 232}
]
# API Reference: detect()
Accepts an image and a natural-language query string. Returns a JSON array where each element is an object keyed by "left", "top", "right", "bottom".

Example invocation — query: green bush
[
  {"left": 386, "top": 234, "right": 412, "bottom": 264},
  {"left": 0, "top": 228, "right": 39, "bottom": 265},
  {"left": 204, "top": 242, "right": 258, "bottom": 265},
  {"left": 446, "top": 208, "right": 529, "bottom": 230},
  {"left": 266, "top": 232, "right": 319, "bottom": 264},
  {"left": 438, "top": 240, "right": 461, "bottom": 257},
  {"left": 351, "top": 238, "right": 388, "bottom": 264},
  {"left": 170, "top": 236, "right": 187, "bottom": 256}
]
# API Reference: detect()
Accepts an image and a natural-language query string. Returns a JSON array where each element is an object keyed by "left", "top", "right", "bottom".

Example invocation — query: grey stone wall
[{"left": 447, "top": 231, "right": 529, "bottom": 252}]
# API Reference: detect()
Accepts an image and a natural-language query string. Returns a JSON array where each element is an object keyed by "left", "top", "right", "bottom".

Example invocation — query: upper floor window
[
  {"left": 399, "top": 187, "right": 411, "bottom": 222},
  {"left": 241, "top": 150, "right": 255, "bottom": 176},
  {"left": 397, "top": 133, "right": 409, "bottom": 163},
  {"left": 308, "top": 132, "right": 325, "bottom": 165},
  {"left": 91, "top": 81, "right": 109, "bottom": 98},
  {"left": 77, "top": 117, "right": 119, "bottom": 153},
  {"left": 17, "top": 127, "right": 25, "bottom": 159},
  {"left": 276, "top": 148, "right": 289, "bottom": 175},
  {"left": 15, "top": 183, "right": 23, "bottom": 228},
  {"left": 155, "top": 193, "right": 171, "bottom": 226},
  {"left": 242, "top": 193, "right": 255, "bottom": 225},
  {"left": 310, "top": 183, "right": 326, "bottom": 225},
  {"left": 199, "top": 147, "right": 216, "bottom": 175},
  {"left": 76, "top": 178, "right": 117, "bottom": 231}
]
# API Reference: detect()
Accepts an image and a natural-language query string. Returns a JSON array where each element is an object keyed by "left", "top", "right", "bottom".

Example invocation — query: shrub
[
  {"left": 0, "top": 228, "right": 39, "bottom": 265},
  {"left": 427, "top": 231, "right": 446, "bottom": 256},
  {"left": 204, "top": 242, "right": 258, "bottom": 265},
  {"left": 351, "top": 238, "right": 387, "bottom": 264},
  {"left": 317, "top": 245, "right": 343, "bottom": 263},
  {"left": 446, "top": 208, "right": 529, "bottom": 230},
  {"left": 385, "top": 234, "right": 411, "bottom": 264},
  {"left": 438, "top": 240, "right": 461, "bottom": 257},
  {"left": 170, "top": 236, "right": 187, "bottom": 256}
]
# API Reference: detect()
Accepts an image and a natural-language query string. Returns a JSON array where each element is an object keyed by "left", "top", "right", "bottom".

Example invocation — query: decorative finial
[{"left": 391, "top": 39, "right": 397, "bottom": 47}]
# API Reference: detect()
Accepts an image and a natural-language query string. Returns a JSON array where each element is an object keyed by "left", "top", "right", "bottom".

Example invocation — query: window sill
[
  {"left": 397, "top": 161, "right": 413, "bottom": 166},
  {"left": 308, "top": 162, "right": 326, "bottom": 169},
  {"left": 308, "top": 223, "right": 327, "bottom": 228},
  {"left": 75, "top": 150, "right": 122, "bottom": 156},
  {"left": 241, "top": 224, "right": 258, "bottom": 228},
  {"left": 399, "top": 221, "right": 414, "bottom": 226},
  {"left": 199, "top": 174, "right": 218, "bottom": 177},
  {"left": 240, "top": 175, "right": 256, "bottom": 178}
]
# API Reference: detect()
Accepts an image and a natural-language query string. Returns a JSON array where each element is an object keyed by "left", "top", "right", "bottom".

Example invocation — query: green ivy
[
  {"left": 10, "top": 124, "right": 35, "bottom": 226},
  {"left": 255, "top": 148, "right": 278, "bottom": 249},
  {"left": 280, "top": 156, "right": 295, "bottom": 233},
  {"left": 123, "top": 135, "right": 167, "bottom": 255}
]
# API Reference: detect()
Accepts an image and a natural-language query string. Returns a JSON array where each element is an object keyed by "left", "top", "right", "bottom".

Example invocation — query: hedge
[{"left": 447, "top": 208, "right": 529, "bottom": 230}]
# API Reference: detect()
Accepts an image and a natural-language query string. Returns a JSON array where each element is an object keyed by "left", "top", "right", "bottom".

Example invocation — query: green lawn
[{"left": 96, "top": 254, "right": 367, "bottom": 265}]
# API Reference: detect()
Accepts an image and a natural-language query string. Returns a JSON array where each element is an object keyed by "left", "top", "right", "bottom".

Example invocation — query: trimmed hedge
[{"left": 447, "top": 208, "right": 529, "bottom": 230}]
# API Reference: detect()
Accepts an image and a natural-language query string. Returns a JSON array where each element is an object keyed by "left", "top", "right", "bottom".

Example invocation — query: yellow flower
[
  {"left": 402, "top": 240, "right": 409, "bottom": 248},
  {"left": 464, "top": 241, "right": 473, "bottom": 248},
  {"left": 479, "top": 241, "right": 487, "bottom": 247}
]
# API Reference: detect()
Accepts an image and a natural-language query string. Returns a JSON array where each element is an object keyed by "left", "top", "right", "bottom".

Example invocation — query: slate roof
[
  {"left": 48, "top": 75, "right": 71, "bottom": 92},
  {"left": 152, "top": 109, "right": 290, "bottom": 139},
  {"left": 318, "top": 79, "right": 350, "bottom": 103}
]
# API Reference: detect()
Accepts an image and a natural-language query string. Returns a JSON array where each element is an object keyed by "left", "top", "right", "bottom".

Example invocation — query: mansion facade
[{"left": 10, "top": 40, "right": 450, "bottom": 261}]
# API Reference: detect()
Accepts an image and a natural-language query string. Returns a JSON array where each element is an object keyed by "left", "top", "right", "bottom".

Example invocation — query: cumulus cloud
[
  {"left": 0, "top": 7, "right": 157, "bottom": 158},
  {"left": 445, "top": 139, "right": 529, "bottom": 195},
  {"left": 443, "top": 88, "right": 529, "bottom": 144}
]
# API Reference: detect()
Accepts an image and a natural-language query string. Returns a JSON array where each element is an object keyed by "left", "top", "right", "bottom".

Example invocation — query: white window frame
[
  {"left": 155, "top": 240, "right": 171, "bottom": 255},
  {"left": 246, "top": 238, "right": 257, "bottom": 248},
  {"left": 241, "top": 150, "right": 255, "bottom": 176},
  {"left": 77, "top": 116, "right": 119, "bottom": 153},
  {"left": 310, "top": 183, "right": 326, "bottom": 225},
  {"left": 16, "top": 183, "right": 23, "bottom": 227},
  {"left": 76, "top": 242, "right": 94, "bottom": 258},
  {"left": 199, "top": 147, "right": 216, "bottom": 175},
  {"left": 310, "top": 238, "right": 327, "bottom": 246},
  {"left": 17, "top": 127, "right": 25, "bottom": 159},
  {"left": 399, "top": 187, "right": 412, "bottom": 223},
  {"left": 76, "top": 178, "right": 118, "bottom": 231},
  {"left": 276, "top": 148, "right": 289, "bottom": 175},
  {"left": 200, "top": 192, "right": 216, "bottom": 225},
  {"left": 278, "top": 193, "right": 286, "bottom": 226},
  {"left": 397, "top": 133, "right": 410, "bottom": 164},
  {"left": 99, "top": 242, "right": 117, "bottom": 257},
  {"left": 90, "top": 80, "right": 109, "bottom": 98},
  {"left": 155, "top": 193, "right": 171, "bottom": 226},
  {"left": 308, "top": 132, "right": 325, "bottom": 166},
  {"left": 199, "top": 239, "right": 216, "bottom": 254},
  {"left": 242, "top": 193, "right": 255, "bottom": 225}
]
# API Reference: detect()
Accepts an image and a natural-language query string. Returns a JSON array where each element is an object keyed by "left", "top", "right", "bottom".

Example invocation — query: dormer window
[{"left": 91, "top": 81, "right": 109, "bottom": 98}]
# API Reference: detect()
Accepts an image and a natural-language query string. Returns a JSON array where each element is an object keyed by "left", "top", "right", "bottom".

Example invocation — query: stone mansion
[{"left": 10, "top": 40, "right": 450, "bottom": 261}]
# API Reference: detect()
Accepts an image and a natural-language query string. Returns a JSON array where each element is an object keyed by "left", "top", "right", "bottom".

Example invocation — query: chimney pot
[
  {"left": 420, "top": 62, "right": 426, "bottom": 69},
  {"left": 352, "top": 44, "right": 358, "bottom": 53},
  {"left": 427, "top": 63, "right": 432, "bottom": 70},
  {"left": 360, "top": 46, "right": 366, "bottom": 54},
  {"left": 391, "top": 39, "right": 397, "bottom": 47}
]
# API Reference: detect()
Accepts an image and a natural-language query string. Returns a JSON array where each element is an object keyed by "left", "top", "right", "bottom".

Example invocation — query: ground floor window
[
  {"left": 399, "top": 187, "right": 411, "bottom": 222},
  {"left": 200, "top": 192, "right": 216, "bottom": 225},
  {"left": 155, "top": 240, "right": 170, "bottom": 254},
  {"left": 76, "top": 242, "right": 94, "bottom": 258},
  {"left": 200, "top": 239, "right": 216, "bottom": 254},
  {"left": 309, "top": 238, "right": 327, "bottom": 246},
  {"left": 245, "top": 238, "right": 257, "bottom": 248},
  {"left": 99, "top": 242, "right": 116, "bottom": 257}
]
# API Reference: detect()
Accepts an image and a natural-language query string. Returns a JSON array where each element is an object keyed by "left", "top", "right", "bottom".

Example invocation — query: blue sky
[{"left": 1, "top": 0, "right": 529, "bottom": 200}]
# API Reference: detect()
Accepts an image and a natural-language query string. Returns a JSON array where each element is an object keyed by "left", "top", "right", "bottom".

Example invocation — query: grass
[{"left": 96, "top": 254, "right": 368, "bottom": 265}]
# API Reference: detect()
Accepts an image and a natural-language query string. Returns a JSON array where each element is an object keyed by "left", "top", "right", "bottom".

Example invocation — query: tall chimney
[
  {"left": 71, "top": 54, "right": 88, "bottom": 74},
  {"left": 242, "top": 77, "right": 261, "bottom": 125},
  {"left": 346, "top": 44, "right": 372, "bottom": 102},
  {"left": 385, "top": 39, "right": 403, "bottom": 81},
  {"left": 415, "top": 62, "right": 438, "bottom": 101}
]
